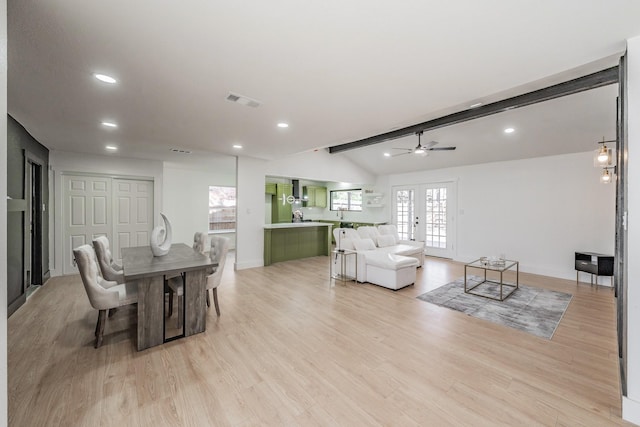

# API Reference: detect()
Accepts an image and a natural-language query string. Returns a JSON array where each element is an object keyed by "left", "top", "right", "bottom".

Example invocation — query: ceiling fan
[{"left": 392, "top": 131, "right": 456, "bottom": 157}]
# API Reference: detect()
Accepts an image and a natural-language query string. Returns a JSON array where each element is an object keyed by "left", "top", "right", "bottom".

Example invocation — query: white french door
[
  {"left": 392, "top": 181, "right": 456, "bottom": 259},
  {"left": 392, "top": 186, "right": 417, "bottom": 241}
]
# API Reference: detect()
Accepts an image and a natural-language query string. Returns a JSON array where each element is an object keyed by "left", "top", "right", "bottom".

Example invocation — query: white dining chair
[
  {"left": 206, "top": 235, "right": 229, "bottom": 316},
  {"left": 73, "top": 244, "right": 138, "bottom": 348},
  {"left": 92, "top": 236, "right": 124, "bottom": 284}
]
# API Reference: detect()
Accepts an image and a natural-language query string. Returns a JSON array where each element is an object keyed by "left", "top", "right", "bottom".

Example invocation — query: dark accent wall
[{"left": 7, "top": 115, "right": 49, "bottom": 316}]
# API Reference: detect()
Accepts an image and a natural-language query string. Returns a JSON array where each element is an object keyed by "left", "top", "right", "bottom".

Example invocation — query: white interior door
[
  {"left": 62, "top": 175, "right": 111, "bottom": 274},
  {"left": 392, "top": 182, "right": 457, "bottom": 259},
  {"left": 113, "top": 179, "right": 154, "bottom": 261}
]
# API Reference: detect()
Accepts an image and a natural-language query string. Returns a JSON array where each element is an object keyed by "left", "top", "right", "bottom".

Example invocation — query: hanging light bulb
[
  {"left": 601, "top": 168, "right": 612, "bottom": 184},
  {"left": 597, "top": 145, "right": 610, "bottom": 164},
  {"left": 594, "top": 137, "right": 615, "bottom": 167}
]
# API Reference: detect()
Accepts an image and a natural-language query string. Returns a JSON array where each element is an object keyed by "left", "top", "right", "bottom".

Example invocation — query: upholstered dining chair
[
  {"left": 166, "top": 232, "right": 207, "bottom": 326},
  {"left": 92, "top": 236, "right": 124, "bottom": 284},
  {"left": 205, "top": 235, "right": 229, "bottom": 316},
  {"left": 73, "top": 244, "right": 138, "bottom": 348}
]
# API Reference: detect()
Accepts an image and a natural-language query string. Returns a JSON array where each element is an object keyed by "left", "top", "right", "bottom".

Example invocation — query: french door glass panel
[
  {"left": 392, "top": 182, "right": 456, "bottom": 258},
  {"left": 393, "top": 188, "right": 415, "bottom": 241},
  {"left": 425, "top": 187, "right": 447, "bottom": 249}
]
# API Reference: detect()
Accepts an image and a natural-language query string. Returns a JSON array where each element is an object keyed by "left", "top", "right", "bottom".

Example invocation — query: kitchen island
[{"left": 264, "top": 222, "right": 333, "bottom": 266}]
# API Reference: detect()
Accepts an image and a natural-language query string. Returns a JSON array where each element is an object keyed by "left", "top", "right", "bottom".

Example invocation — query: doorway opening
[{"left": 25, "top": 153, "right": 44, "bottom": 299}]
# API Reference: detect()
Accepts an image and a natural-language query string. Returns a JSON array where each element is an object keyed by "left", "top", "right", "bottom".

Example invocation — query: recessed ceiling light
[
  {"left": 94, "top": 73, "right": 117, "bottom": 84},
  {"left": 383, "top": 152, "right": 391, "bottom": 157},
  {"left": 101, "top": 121, "right": 117, "bottom": 128},
  {"left": 233, "top": 144, "right": 243, "bottom": 149},
  {"left": 504, "top": 127, "right": 515, "bottom": 134},
  {"left": 105, "top": 145, "right": 118, "bottom": 151},
  {"left": 277, "top": 122, "right": 289, "bottom": 128},
  {"left": 470, "top": 102, "right": 483, "bottom": 108}
]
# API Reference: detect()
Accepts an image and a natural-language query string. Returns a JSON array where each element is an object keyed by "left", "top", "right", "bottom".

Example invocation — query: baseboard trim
[
  {"left": 623, "top": 396, "right": 640, "bottom": 425},
  {"left": 8, "top": 294, "right": 26, "bottom": 318},
  {"left": 234, "top": 259, "right": 264, "bottom": 270}
]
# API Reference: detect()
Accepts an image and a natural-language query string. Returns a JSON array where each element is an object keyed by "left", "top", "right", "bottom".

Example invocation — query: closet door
[
  {"left": 112, "top": 179, "right": 154, "bottom": 262},
  {"left": 62, "top": 175, "right": 154, "bottom": 274},
  {"left": 62, "top": 175, "right": 111, "bottom": 274}
]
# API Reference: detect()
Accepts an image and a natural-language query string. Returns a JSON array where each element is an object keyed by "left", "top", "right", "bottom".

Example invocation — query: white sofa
[
  {"left": 358, "top": 226, "right": 425, "bottom": 266},
  {"left": 333, "top": 226, "right": 424, "bottom": 290}
]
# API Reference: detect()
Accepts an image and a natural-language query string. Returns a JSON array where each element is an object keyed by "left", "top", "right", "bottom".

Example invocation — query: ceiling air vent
[
  {"left": 170, "top": 148, "right": 192, "bottom": 154},
  {"left": 226, "top": 92, "right": 262, "bottom": 108}
]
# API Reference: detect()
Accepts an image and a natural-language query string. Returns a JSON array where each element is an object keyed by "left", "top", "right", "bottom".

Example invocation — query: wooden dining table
[{"left": 122, "top": 243, "right": 217, "bottom": 351}]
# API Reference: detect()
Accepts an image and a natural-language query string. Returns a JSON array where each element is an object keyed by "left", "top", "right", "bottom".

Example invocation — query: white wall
[
  {"left": 0, "top": 1, "right": 7, "bottom": 424},
  {"left": 235, "top": 156, "right": 267, "bottom": 269},
  {"left": 624, "top": 35, "right": 640, "bottom": 425},
  {"left": 265, "top": 149, "right": 374, "bottom": 184},
  {"left": 387, "top": 151, "right": 615, "bottom": 281},
  {"left": 49, "top": 151, "right": 163, "bottom": 276},
  {"left": 162, "top": 161, "right": 236, "bottom": 249}
]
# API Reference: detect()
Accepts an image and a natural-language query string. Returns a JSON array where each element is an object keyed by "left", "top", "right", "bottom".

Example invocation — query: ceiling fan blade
[
  {"left": 428, "top": 146, "right": 456, "bottom": 151},
  {"left": 391, "top": 152, "right": 411, "bottom": 157},
  {"left": 423, "top": 140, "right": 438, "bottom": 149},
  {"left": 391, "top": 147, "right": 413, "bottom": 151}
]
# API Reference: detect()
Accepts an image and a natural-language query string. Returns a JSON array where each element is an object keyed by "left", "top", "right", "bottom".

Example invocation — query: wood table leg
[
  {"left": 184, "top": 269, "right": 207, "bottom": 337},
  {"left": 137, "top": 275, "right": 165, "bottom": 351}
]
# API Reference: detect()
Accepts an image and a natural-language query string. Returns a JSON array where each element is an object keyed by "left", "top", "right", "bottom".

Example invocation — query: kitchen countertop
[{"left": 264, "top": 222, "right": 333, "bottom": 229}]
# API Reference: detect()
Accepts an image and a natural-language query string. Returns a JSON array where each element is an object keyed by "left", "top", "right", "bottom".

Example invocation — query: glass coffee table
[{"left": 464, "top": 258, "right": 519, "bottom": 301}]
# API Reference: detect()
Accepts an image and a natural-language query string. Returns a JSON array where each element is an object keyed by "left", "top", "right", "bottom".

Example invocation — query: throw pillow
[
  {"left": 338, "top": 238, "right": 355, "bottom": 251},
  {"left": 353, "top": 238, "right": 377, "bottom": 251},
  {"left": 377, "top": 234, "right": 396, "bottom": 248}
]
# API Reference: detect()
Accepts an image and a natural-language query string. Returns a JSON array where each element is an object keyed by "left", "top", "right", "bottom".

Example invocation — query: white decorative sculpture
[{"left": 150, "top": 213, "right": 172, "bottom": 256}]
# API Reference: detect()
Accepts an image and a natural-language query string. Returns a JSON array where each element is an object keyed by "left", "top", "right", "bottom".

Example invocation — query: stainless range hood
[{"left": 291, "top": 179, "right": 304, "bottom": 203}]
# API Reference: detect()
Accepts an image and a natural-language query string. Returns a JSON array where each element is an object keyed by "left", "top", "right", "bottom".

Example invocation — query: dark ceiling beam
[{"left": 328, "top": 66, "right": 619, "bottom": 154}]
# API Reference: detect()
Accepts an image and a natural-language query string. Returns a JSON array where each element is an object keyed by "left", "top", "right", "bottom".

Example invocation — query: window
[
  {"left": 330, "top": 189, "right": 362, "bottom": 211},
  {"left": 209, "top": 186, "right": 236, "bottom": 232}
]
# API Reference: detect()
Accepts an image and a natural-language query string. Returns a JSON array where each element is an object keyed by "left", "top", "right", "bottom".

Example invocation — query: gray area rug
[{"left": 417, "top": 276, "right": 572, "bottom": 339}]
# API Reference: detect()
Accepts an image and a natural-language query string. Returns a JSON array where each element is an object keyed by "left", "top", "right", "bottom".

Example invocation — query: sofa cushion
[
  {"left": 377, "top": 224, "right": 400, "bottom": 244},
  {"left": 365, "top": 252, "right": 419, "bottom": 270},
  {"left": 392, "top": 244, "right": 423, "bottom": 256},
  {"left": 337, "top": 238, "right": 355, "bottom": 251},
  {"left": 353, "top": 238, "right": 377, "bottom": 251},
  {"left": 357, "top": 226, "right": 381, "bottom": 243},
  {"left": 376, "top": 234, "right": 396, "bottom": 248}
]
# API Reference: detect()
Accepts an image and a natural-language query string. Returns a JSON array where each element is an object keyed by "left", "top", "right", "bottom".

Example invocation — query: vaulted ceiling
[{"left": 8, "top": 1, "right": 640, "bottom": 175}]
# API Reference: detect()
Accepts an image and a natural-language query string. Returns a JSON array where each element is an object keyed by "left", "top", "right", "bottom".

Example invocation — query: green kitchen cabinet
[
  {"left": 303, "top": 185, "right": 327, "bottom": 208},
  {"left": 272, "top": 183, "right": 293, "bottom": 223},
  {"left": 264, "top": 225, "right": 332, "bottom": 266},
  {"left": 265, "top": 182, "right": 277, "bottom": 195}
]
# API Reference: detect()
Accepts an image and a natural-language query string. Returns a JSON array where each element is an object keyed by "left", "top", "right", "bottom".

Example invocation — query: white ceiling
[{"left": 8, "top": 1, "right": 640, "bottom": 175}]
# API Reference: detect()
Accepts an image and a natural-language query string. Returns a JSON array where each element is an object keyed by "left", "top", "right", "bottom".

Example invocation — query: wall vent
[{"left": 226, "top": 92, "right": 262, "bottom": 108}]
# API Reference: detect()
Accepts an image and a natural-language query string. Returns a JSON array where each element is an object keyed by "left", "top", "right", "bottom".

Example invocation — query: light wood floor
[{"left": 8, "top": 255, "right": 632, "bottom": 426}]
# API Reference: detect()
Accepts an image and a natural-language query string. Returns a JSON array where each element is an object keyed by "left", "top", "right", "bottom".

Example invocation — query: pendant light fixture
[{"left": 594, "top": 137, "right": 615, "bottom": 167}]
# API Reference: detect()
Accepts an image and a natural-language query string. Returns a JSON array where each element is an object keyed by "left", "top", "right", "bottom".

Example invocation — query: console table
[{"left": 575, "top": 251, "right": 614, "bottom": 286}]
